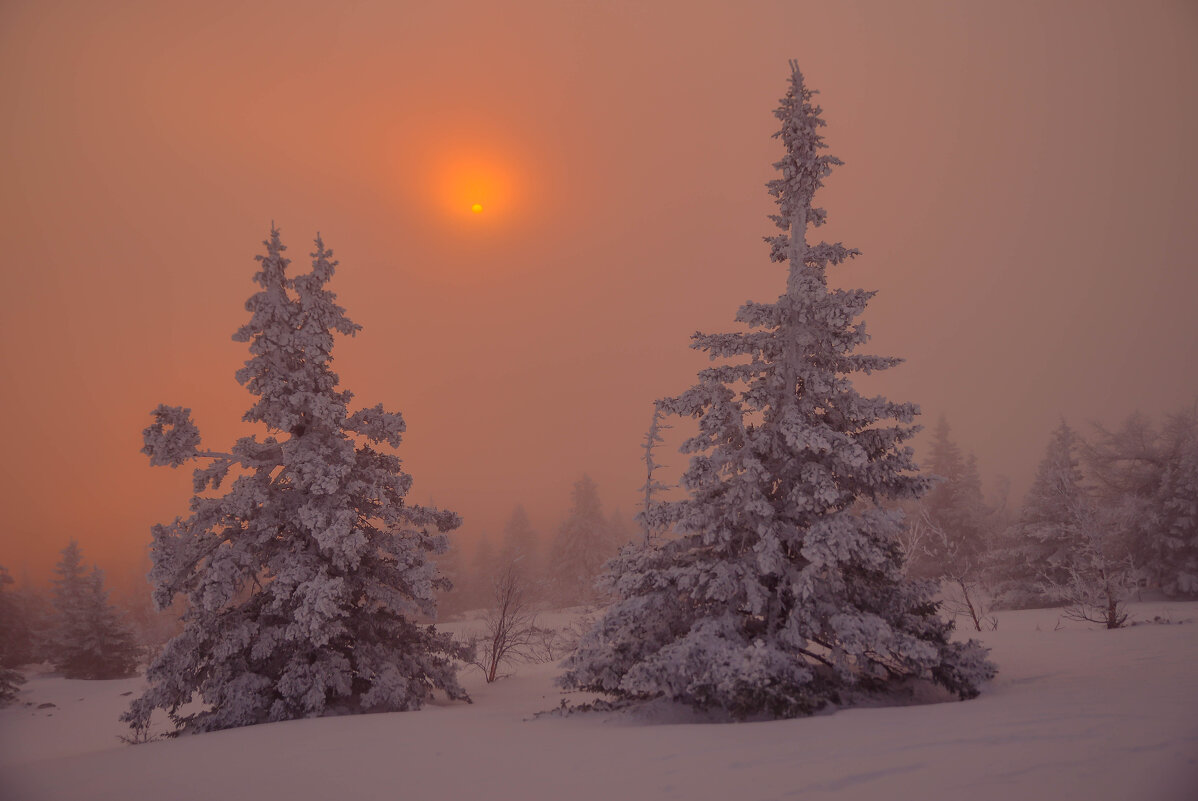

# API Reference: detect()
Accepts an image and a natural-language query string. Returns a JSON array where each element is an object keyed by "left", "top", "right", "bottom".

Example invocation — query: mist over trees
[
  {"left": 639, "top": 405, "right": 672, "bottom": 546},
  {"left": 561, "top": 62, "right": 996, "bottom": 718},
  {"left": 435, "top": 478, "right": 631, "bottom": 618},
  {"left": 124, "top": 229, "right": 469, "bottom": 735},
  {"left": 0, "top": 567, "right": 43, "bottom": 674},
  {"left": 904, "top": 405, "right": 1198, "bottom": 630},
  {"left": 45, "top": 542, "right": 140, "bottom": 680},
  {"left": 549, "top": 475, "right": 620, "bottom": 605},
  {"left": 0, "top": 547, "right": 177, "bottom": 697},
  {"left": 1085, "top": 408, "right": 1198, "bottom": 598},
  {"left": 0, "top": 567, "right": 27, "bottom": 704},
  {"left": 987, "top": 421, "right": 1087, "bottom": 610},
  {"left": 899, "top": 418, "right": 1002, "bottom": 631},
  {"left": 0, "top": 52, "right": 1189, "bottom": 750}
]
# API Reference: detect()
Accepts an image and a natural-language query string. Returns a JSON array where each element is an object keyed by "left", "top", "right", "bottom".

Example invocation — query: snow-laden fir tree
[
  {"left": 560, "top": 63, "right": 995, "bottom": 718},
  {"left": 124, "top": 229, "right": 468, "bottom": 735},
  {"left": 549, "top": 475, "right": 615, "bottom": 605},
  {"left": 48, "top": 542, "right": 140, "bottom": 680},
  {"left": 0, "top": 566, "right": 26, "bottom": 704},
  {"left": 988, "top": 421, "right": 1087, "bottom": 608}
]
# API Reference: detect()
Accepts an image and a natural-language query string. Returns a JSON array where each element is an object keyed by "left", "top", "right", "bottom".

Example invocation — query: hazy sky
[{"left": 2, "top": 0, "right": 1196, "bottom": 580}]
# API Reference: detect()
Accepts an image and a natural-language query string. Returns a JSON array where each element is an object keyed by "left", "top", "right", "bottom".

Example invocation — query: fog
[{"left": 2, "top": 0, "right": 1196, "bottom": 581}]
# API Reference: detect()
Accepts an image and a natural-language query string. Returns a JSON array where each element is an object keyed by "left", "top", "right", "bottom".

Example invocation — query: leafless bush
[
  {"left": 117, "top": 726, "right": 162, "bottom": 746},
  {"left": 941, "top": 576, "right": 999, "bottom": 632},
  {"left": 466, "top": 562, "right": 553, "bottom": 682},
  {"left": 905, "top": 508, "right": 997, "bottom": 631},
  {"left": 896, "top": 505, "right": 933, "bottom": 574}
]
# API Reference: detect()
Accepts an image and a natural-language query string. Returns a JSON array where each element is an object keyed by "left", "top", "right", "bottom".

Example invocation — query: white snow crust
[{"left": 2, "top": 602, "right": 1196, "bottom": 801}]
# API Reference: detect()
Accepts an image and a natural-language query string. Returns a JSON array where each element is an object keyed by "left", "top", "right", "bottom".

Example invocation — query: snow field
[{"left": 2, "top": 602, "right": 1196, "bottom": 801}]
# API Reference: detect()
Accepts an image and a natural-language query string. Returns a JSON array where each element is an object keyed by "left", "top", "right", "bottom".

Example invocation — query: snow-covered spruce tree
[
  {"left": 48, "top": 542, "right": 140, "bottom": 679},
  {"left": 549, "top": 474, "right": 615, "bottom": 606},
  {"left": 988, "top": 421, "right": 1087, "bottom": 609},
  {"left": 124, "top": 229, "right": 467, "bottom": 735},
  {"left": 560, "top": 63, "right": 995, "bottom": 718}
]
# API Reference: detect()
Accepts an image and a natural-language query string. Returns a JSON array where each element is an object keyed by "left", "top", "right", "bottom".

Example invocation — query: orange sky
[{"left": 2, "top": 0, "right": 1196, "bottom": 581}]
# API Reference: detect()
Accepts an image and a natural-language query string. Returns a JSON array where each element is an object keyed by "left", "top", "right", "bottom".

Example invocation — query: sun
[{"left": 429, "top": 153, "right": 518, "bottom": 223}]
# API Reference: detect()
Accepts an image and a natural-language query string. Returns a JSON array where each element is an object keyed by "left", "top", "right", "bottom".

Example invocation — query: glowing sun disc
[{"left": 471, "top": 203, "right": 483, "bottom": 213}]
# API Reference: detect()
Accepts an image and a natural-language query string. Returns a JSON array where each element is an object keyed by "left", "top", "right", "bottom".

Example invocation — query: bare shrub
[
  {"left": 466, "top": 562, "right": 553, "bottom": 682},
  {"left": 906, "top": 508, "right": 997, "bottom": 632}
]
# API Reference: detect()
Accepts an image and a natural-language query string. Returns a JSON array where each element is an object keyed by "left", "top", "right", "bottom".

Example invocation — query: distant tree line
[
  {"left": 0, "top": 540, "right": 161, "bottom": 703},
  {"left": 901, "top": 405, "right": 1198, "bottom": 630},
  {"left": 435, "top": 474, "right": 636, "bottom": 617}
]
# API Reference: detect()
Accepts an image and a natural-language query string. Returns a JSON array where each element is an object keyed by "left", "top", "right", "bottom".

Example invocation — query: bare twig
[{"left": 465, "top": 561, "right": 553, "bottom": 682}]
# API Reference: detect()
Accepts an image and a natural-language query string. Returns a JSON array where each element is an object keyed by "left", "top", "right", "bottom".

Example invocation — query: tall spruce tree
[
  {"left": 560, "top": 63, "right": 994, "bottom": 717},
  {"left": 125, "top": 229, "right": 467, "bottom": 735},
  {"left": 48, "top": 542, "right": 140, "bottom": 679}
]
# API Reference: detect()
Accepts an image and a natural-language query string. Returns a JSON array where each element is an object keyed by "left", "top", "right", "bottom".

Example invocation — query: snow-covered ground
[{"left": 2, "top": 602, "right": 1196, "bottom": 801}]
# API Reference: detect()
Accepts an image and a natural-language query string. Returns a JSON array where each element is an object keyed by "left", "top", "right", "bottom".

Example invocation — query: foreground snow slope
[{"left": 2, "top": 602, "right": 1196, "bottom": 801}]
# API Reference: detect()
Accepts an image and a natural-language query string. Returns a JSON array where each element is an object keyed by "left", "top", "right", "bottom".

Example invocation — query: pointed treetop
[
  {"left": 767, "top": 61, "right": 842, "bottom": 233},
  {"left": 253, "top": 225, "right": 288, "bottom": 287}
]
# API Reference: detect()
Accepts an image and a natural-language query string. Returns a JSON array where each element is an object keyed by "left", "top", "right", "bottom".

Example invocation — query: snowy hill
[{"left": 2, "top": 602, "right": 1196, "bottom": 801}]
